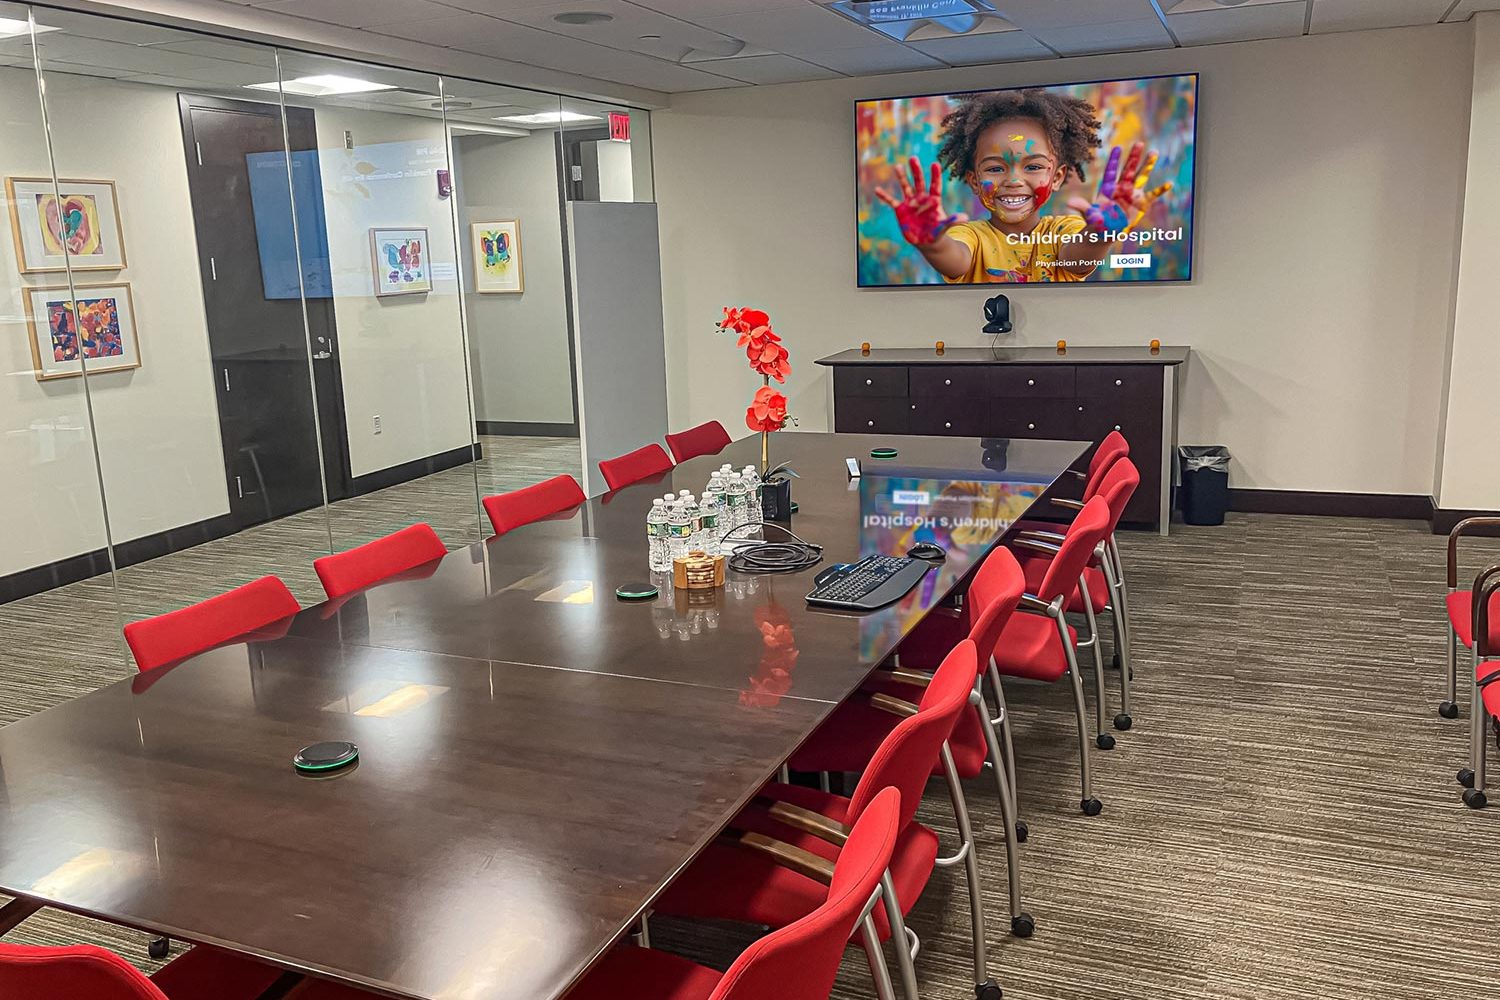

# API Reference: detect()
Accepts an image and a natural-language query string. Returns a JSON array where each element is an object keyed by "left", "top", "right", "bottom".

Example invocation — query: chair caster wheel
[
  {"left": 1113, "top": 713, "right": 1132, "bottom": 731},
  {"left": 1439, "top": 701, "right": 1459, "bottom": 719},
  {"left": 1081, "top": 797, "right": 1103, "bottom": 816},
  {"left": 1015, "top": 820, "right": 1029, "bottom": 843},
  {"left": 1459, "top": 768, "right": 1475, "bottom": 788},
  {"left": 1463, "top": 788, "right": 1487, "bottom": 809},
  {"left": 1096, "top": 733, "right": 1116, "bottom": 751},
  {"left": 974, "top": 978, "right": 1003, "bottom": 1000},
  {"left": 1011, "top": 912, "right": 1035, "bottom": 938},
  {"left": 1110, "top": 651, "right": 1122, "bottom": 671},
  {"left": 148, "top": 937, "right": 170, "bottom": 960}
]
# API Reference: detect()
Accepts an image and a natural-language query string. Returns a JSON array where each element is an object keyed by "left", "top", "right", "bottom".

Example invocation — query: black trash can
[{"left": 1178, "top": 446, "right": 1230, "bottom": 526}]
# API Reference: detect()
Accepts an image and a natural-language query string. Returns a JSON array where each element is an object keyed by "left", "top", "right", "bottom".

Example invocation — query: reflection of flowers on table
[{"left": 741, "top": 599, "right": 799, "bottom": 708}]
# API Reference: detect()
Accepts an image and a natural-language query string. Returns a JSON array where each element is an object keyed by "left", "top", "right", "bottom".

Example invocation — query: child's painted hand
[
  {"left": 1066, "top": 142, "right": 1172, "bottom": 235},
  {"left": 875, "top": 157, "right": 968, "bottom": 247}
]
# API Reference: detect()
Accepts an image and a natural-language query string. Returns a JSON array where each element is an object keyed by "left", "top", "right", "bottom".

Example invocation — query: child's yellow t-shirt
[{"left": 943, "top": 215, "right": 1090, "bottom": 283}]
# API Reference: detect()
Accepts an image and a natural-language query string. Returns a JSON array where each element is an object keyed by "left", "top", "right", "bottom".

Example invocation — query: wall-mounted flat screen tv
[{"left": 856, "top": 73, "right": 1197, "bottom": 287}]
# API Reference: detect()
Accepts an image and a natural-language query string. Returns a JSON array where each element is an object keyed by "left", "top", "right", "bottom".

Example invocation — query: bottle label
[
  {"left": 670, "top": 524, "right": 692, "bottom": 538},
  {"left": 701, "top": 511, "right": 719, "bottom": 531}
]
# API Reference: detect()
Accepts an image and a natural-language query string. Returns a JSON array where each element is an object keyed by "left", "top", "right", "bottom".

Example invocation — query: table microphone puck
[
  {"left": 615, "top": 582, "right": 659, "bottom": 601},
  {"left": 293, "top": 740, "right": 358, "bottom": 774},
  {"left": 869, "top": 448, "right": 898, "bottom": 459}
]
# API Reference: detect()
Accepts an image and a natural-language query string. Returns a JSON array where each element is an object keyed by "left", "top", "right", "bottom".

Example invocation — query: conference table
[{"left": 0, "top": 431, "right": 1086, "bottom": 1000}]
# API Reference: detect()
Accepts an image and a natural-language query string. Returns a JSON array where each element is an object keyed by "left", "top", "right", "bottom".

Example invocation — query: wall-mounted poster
[
  {"left": 370, "top": 227, "right": 431, "bottom": 296},
  {"left": 5, "top": 177, "right": 128, "bottom": 273},
  {"left": 471, "top": 220, "right": 523, "bottom": 294},
  {"left": 23, "top": 283, "right": 141, "bottom": 381}
]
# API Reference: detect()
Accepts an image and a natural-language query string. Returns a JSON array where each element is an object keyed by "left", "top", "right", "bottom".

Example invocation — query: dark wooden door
[{"left": 179, "top": 94, "right": 349, "bottom": 529}]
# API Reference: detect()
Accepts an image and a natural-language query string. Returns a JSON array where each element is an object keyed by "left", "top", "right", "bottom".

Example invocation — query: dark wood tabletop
[{"left": 0, "top": 431, "right": 1086, "bottom": 1000}]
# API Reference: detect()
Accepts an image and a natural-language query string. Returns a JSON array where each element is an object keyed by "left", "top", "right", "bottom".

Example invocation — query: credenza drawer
[
  {"left": 910, "top": 365, "right": 988, "bottom": 397},
  {"left": 908, "top": 399, "right": 990, "bottom": 436},
  {"left": 834, "top": 366, "right": 908, "bottom": 398},
  {"left": 989, "top": 365, "right": 1075, "bottom": 398},
  {"left": 988, "top": 397, "right": 1077, "bottom": 439},
  {"left": 1075, "top": 365, "right": 1159, "bottom": 399},
  {"left": 833, "top": 396, "right": 910, "bottom": 434}
]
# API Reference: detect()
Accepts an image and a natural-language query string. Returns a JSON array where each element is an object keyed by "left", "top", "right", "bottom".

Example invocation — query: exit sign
[{"left": 608, "top": 111, "right": 631, "bottom": 142}]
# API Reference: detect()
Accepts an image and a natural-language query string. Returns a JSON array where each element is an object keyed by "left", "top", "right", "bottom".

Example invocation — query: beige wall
[
  {"left": 654, "top": 23, "right": 1474, "bottom": 497},
  {"left": 1438, "top": 12, "right": 1500, "bottom": 512}
]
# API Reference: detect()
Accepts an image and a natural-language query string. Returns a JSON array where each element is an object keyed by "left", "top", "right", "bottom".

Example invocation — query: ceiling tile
[
  {"left": 493, "top": 0, "right": 742, "bottom": 57},
  {"left": 629, "top": 0, "right": 807, "bottom": 15},
  {"left": 800, "top": 42, "right": 946, "bottom": 74},
  {"left": 689, "top": 52, "right": 841, "bottom": 83},
  {"left": 153, "top": 37, "right": 285, "bottom": 65},
  {"left": 908, "top": 27, "right": 1055, "bottom": 64},
  {"left": 1445, "top": 0, "right": 1500, "bottom": 19},
  {"left": 692, "top": 6, "right": 888, "bottom": 54},
  {"left": 1168, "top": 0, "right": 1306, "bottom": 45},
  {"left": 1309, "top": 0, "right": 1451, "bottom": 33},
  {"left": 1032, "top": 17, "right": 1175, "bottom": 55},
  {"left": 985, "top": 0, "right": 1161, "bottom": 31},
  {"left": 253, "top": 0, "right": 463, "bottom": 29},
  {"left": 426, "top": 0, "right": 580, "bottom": 12}
]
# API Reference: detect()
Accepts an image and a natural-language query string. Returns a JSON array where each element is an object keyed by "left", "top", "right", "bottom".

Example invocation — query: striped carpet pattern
[{"left": 4, "top": 483, "right": 1500, "bottom": 998}]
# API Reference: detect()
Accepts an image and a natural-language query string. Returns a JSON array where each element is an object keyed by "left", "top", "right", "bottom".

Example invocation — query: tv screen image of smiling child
[{"left": 874, "top": 88, "right": 1172, "bottom": 283}]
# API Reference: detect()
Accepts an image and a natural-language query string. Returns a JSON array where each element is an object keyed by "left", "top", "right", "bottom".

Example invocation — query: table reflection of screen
[{"left": 859, "top": 470, "right": 1046, "bottom": 661}]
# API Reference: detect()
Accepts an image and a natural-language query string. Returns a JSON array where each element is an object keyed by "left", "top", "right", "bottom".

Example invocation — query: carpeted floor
[{"left": 4, "top": 482, "right": 1500, "bottom": 998}]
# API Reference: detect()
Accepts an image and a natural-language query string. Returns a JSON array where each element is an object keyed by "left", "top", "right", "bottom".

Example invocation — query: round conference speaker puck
[
  {"left": 869, "top": 447, "right": 898, "bottom": 459},
  {"left": 293, "top": 740, "right": 359, "bottom": 774},
  {"left": 615, "top": 582, "right": 659, "bottom": 601}
]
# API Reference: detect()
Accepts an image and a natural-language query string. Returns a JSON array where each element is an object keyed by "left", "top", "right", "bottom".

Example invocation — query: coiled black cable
[{"left": 721, "top": 522, "right": 824, "bottom": 574}]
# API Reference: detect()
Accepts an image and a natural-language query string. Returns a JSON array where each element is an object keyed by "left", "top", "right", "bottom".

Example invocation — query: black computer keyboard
[{"left": 805, "top": 555, "right": 931, "bottom": 612}]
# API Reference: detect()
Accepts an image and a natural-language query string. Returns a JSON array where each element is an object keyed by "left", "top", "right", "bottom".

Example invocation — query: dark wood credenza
[{"left": 816, "top": 346, "right": 1189, "bottom": 533}]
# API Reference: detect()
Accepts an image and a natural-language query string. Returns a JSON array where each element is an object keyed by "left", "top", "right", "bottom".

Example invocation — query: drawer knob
[
  {"left": 911, "top": 404, "right": 916, "bottom": 410},
  {"left": 867, "top": 420, "right": 874, "bottom": 427},
  {"left": 1027, "top": 379, "right": 1035, "bottom": 386},
  {"left": 1114, "top": 379, "right": 1123, "bottom": 386},
  {"left": 1028, "top": 422, "right": 1036, "bottom": 430},
  {"left": 1078, "top": 405, "right": 1085, "bottom": 412},
  {"left": 865, "top": 378, "right": 873, "bottom": 386},
  {"left": 1114, "top": 424, "right": 1121, "bottom": 431},
  {"left": 944, "top": 421, "right": 952, "bottom": 429},
  {"left": 944, "top": 378, "right": 952, "bottom": 386}
]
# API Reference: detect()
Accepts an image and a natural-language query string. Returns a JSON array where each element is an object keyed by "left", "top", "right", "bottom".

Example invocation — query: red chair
[
  {"left": 312, "top": 524, "right": 446, "bottom": 601},
  {"left": 482, "top": 474, "right": 586, "bottom": 537},
  {"left": 652, "top": 640, "right": 1004, "bottom": 1000},
  {"left": 790, "top": 547, "right": 1033, "bottom": 937},
  {"left": 1000, "top": 496, "right": 1115, "bottom": 814},
  {"left": 1016, "top": 458, "right": 1142, "bottom": 734},
  {"left": 665, "top": 421, "right": 732, "bottom": 464},
  {"left": 599, "top": 443, "right": 673, "bottom": 491},
  {"left": 1460, "top": 564, "right": 1500, "bottom": 809},
  {"left": 565, "top": 787, "right": 902, "bottom": 1000},
  {"left": 123, "top": 576, "right": 300, "bottom": 672},
  {"left": 1441, "top": 518, "right": 1500, "bottom": 720},
  {"left": 0, "top": 941, "right": 284, "bottom": 1000}
]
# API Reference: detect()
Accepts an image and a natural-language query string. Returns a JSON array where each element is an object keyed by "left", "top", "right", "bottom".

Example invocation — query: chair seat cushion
[
  {"left": 989, "top": 611, "right": 1075, "bottom": 682},
  {"left": 1447, "top": 589, "right": 1500, "bottom": 650},
  {"left": 789, "top": 685, "right": 987, "bottom": 780},
  {"left": 555, "top": 945, "right": 723, "bottom": 1000},
  {"left": 653, "top": 784, "right": 939, "bottom": 941},
  {"left": 1016, "top": 551, "right": 1109, "bottom": 614}
]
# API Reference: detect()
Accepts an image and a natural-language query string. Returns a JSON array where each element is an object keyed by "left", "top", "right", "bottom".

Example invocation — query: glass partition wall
[{"left": 0, "top": 4, "right": 620, "bottom": 688}]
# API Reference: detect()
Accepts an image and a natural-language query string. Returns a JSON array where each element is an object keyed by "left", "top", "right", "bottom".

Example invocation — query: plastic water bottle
[
  {"left": 681, "top": 493, "right": 703, "bottom": 552},
  {"left": 741, "top": 466, "right": 764, "bottom": 526},
  {"left": 646, "top": 499, "right": 670, "bottom": 572},
  {"left": 725, "top": 473, "right": 748, "bottom": 533},
  {"left": 667, "top": 499, "right": 691, "bottom": 564},
  {"left": 700, "top": 476, "right": 724, "bottom": 556}
]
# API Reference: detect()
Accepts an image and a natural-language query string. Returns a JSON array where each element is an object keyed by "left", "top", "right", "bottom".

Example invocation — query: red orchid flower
[{"left": 745, "top": 385, "right": 788, "bottom": 433}]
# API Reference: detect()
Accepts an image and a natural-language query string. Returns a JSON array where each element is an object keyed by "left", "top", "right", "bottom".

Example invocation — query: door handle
[{"left": 312, "top": 351, "right": 332, "bottom": 360}]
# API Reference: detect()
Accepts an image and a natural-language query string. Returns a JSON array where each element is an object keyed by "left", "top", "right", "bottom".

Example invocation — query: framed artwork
[
  {"left": 369, "top": 227, "right": 431, "bottom": 296},
  {"left": 5, "top": 177, "right": 127, "bottom": 273},
  {"left": 23, "top": 282, "right": 141, "bottom": 381},
  {"left": 471, "top": 220, "right": 523, "bottom": 294}
]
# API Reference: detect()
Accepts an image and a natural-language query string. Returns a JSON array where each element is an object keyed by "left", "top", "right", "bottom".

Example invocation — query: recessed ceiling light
[
  {"left": 448, "top": 123, "right": 530, "bottom": 137},
  {"left": 639, "top": 33, "right": 662, "bottom": 39},
  {"left": 0, "top": 16, "right": 57, "bottom": 38},
  {"left": 553, "top": 11, "right": 614, "bottom": 24},
  {"left": 430, "top": 98, "right": 475, "bottom": 110},
  {"left": 494, "top": 110, "right": 602, "bottom": 125},
  {"left": 246, "top": 74, "right": 398, "bottom": 97}
]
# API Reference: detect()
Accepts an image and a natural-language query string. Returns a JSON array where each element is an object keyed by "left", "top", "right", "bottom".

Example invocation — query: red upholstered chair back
[
  {"left": 599, "top": 443, "right": 674, "bottom": 491},
  {"left": 1082, "top": 430, "right": 1130, "bottom": 502},
  {"left": 1094, "top": 458, "right": 1141, "bottom": 536},
  {"left": 710, "top": 787, "right": 900, "bottom": 1000},
  {"left": 666, "top": 421, "right": 732, "bottom": 464},
  {"left": 846, "top": 639, "right": 976, "bottom": 831},
  {"left": 312, "top": 523, "right": 447, "bottom": 600},
  {"left": 1034, "top": 497, "right": 1112, "bottom": 604},
  {"left": 483, "top": 475, "right": 586, "bottom": 537},
  {"left": 0, "top": 943, "right": 167, "bottom": 1000},
  {"left": 123, "top": 576, "right": 300, "bottom": 673},
  {"left": 964, "top": 547, "right": 1026, "bottom": 667}
]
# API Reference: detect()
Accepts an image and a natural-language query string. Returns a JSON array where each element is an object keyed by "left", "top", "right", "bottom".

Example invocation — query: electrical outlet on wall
[{"left": 373, "top": 414, "right": 382, "bottom": 434}]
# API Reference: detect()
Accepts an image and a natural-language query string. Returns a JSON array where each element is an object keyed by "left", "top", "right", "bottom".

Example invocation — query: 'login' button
[{"left": 1109, "top": 253, "right": 1152, "bottom": 269}]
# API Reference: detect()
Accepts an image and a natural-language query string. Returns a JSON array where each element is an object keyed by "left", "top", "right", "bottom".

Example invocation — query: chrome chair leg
[
  {"left": 1464, "top": 648, "right": 1489, "bottom": 809},
  {"left": 1440, "top": 624, "right": 1460, "bottom": 719},
  {"left": 1101, "top": 556, "right": 1133, "bottom": 731},
  {"left": 861, "top": 914, "right": 899, "bottom": 1000},
  {"left": 939, "top": 744, "right": 1008, "bottom": 1000},
  {"left": 1058, "top": 615, "right": 1102, "bottom": 815},
  {"left": 970, "top": 689, "right": 1032, "bottom": 934},
  {"left": 1078, "top": 573, "right": 1113, "bottom": 751},
  {"left": 879, "top": 871, "right": 921, "bottom": 1000},
  {"left": 986, "top": 660, "right": 1018, "bottom": 802}
]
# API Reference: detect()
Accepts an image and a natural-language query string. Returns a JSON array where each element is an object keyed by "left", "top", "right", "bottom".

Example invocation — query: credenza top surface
[{"left": 815, "top": 346, "right": 1190, "bottom": 366}]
